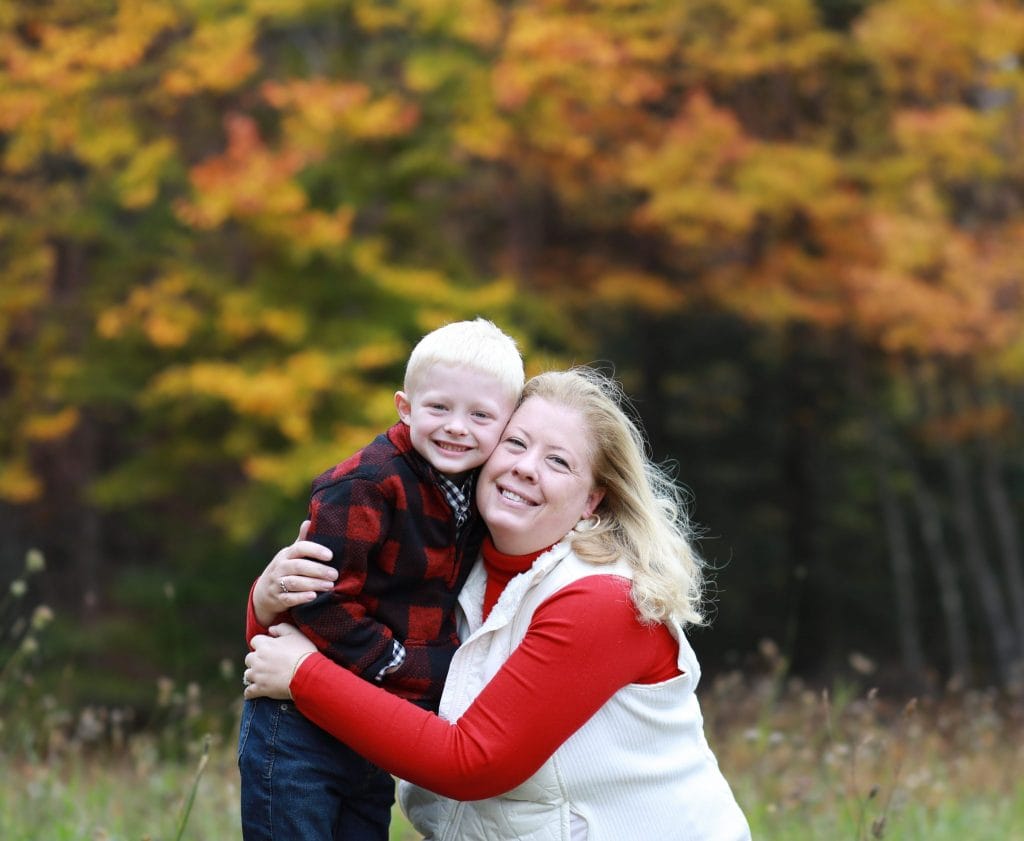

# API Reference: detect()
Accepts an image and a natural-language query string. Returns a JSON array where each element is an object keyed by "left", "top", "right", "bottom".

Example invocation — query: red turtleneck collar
[{"left": 481, "top": 536, "right": 553, "bottom": 620}]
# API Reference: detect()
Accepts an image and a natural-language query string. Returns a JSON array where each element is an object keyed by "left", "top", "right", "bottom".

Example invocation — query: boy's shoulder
[{"left": 311, "top": 422, "right": 418, "bottom": 494}]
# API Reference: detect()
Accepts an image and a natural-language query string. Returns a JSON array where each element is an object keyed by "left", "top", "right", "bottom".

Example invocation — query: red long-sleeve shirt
[{"left": 290, "top": 573, "right": 682, "bottom": 801}]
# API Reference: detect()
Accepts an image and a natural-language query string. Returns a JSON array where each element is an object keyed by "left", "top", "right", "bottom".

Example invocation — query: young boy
[{"left": 239, "top": 318, "right": 524, "bottom": 841}]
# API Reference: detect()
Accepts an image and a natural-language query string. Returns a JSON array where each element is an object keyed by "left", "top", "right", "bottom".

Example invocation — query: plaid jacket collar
[{"left": 388, "top": 422, "right": 476, "bottom": 530}]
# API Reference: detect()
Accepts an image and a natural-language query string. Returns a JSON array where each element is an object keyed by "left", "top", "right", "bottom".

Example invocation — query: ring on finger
[{"left": 279, "top": 577, "right": 289, "bottom": 594}]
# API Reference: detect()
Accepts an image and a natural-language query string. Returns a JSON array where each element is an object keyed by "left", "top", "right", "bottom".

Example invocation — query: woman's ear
[
  {"left": 395, "top": 391, "right": 412, "bottom": 424},
  {"left": 583, "top": 488, "right": 606, "bottom": 519}
]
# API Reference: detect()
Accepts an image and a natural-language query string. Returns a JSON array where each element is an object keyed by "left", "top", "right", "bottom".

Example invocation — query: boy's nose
[{"left": 444, "top": 417, "right": 467, "bottom": 435}]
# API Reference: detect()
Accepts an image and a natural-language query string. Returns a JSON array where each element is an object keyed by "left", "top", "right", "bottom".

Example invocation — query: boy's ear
[{"left": 395, "top": 391, "right": 412, "bottom": 425}]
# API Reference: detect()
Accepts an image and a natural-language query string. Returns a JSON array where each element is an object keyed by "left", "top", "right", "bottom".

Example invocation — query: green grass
[
  {"left": 0, "top": 734, "right": 418, "bottom": 841},
  {"left": 1, "top": 597, "right": 1021, "bottom": 841},
  {"left": 0, "top": 674, "right": 1020, "bottom": 841}
]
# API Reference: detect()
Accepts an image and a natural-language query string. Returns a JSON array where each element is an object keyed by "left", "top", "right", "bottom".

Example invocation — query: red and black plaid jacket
[{"left": 290, "top": 422, "right": 485, "bottom": 710}]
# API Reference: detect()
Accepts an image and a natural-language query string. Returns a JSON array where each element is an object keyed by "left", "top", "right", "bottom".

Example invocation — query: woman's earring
[{"left": 573, "top": 514, "right": 602, "bottom": 533}]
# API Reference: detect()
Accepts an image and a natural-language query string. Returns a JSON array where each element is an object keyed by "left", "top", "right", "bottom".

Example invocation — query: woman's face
[{"left": 477, "top": 396, "right": 605, "bottom": 555}]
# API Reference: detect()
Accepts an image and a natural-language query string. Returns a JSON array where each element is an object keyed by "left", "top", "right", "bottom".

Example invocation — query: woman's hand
[
  {"left": 243, "top": 624, "right": 318, "bottom": 700},
  {"left": 252, "top": 520, "right": 338, "bottom": 627}
]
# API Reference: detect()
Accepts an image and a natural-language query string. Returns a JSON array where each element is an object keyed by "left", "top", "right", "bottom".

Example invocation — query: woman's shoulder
[{"left": 556, "top": 545, "right": 634, "bottom": 583}]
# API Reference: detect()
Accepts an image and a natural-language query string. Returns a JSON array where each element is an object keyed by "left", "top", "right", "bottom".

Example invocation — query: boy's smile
[{"left": 395, "top": 363, "right": 517, "bottom": 480}]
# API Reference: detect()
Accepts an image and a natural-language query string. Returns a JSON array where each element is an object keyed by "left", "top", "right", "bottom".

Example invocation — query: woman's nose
[{"left": 512, "top": 453, "right": 538, "bottom": 480}]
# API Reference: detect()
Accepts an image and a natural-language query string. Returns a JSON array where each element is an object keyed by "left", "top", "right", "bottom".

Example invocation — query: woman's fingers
[
  {"left": 275, "top": 560, "right": 337, "bottom": 603},
  {"left": 284, "top": 553, "right": 335, "bottom": 581},
  {"left": 290, "top": 539, "right": 333, "bottom": 562}
]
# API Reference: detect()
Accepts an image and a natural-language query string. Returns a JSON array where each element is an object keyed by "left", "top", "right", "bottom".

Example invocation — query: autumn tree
[
  {"left": 3, "top": 0, "right": 1024, "bottom": 697},
  {"left": 0, "top": 0, "right": 542, "bottom": 691}
]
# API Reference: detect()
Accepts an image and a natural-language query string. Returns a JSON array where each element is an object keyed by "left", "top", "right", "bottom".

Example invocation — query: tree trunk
[
  {"left": 867, "top": 417, "right": 927, "bottom": 687},
  {"left": 847, "top": 338, "right": 927, "bottom": 685},
  {"left": 979, "top": 439, "right": 1024, "bottom": 667},
  {"left": 944, "top": 445, "right": 1019, "bottom": 686},
  {"left": 906, "top": 463, "right": 973, "bottom": 687}
]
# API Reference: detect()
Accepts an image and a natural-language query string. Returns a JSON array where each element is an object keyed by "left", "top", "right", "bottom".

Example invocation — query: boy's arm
[{"left": 288, "top": 476, "right": 401, "bottom": 681}]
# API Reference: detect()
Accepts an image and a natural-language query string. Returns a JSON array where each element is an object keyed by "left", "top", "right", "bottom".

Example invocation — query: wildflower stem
[{"left": 174, "top": 734, "right": 211, "bottom": 841}]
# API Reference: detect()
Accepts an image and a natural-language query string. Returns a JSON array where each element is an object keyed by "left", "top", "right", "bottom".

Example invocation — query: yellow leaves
[
  {"left": 856, "top": 0, "right": 1024, "bottom": 102},
  {"left": 219, "top": 292, "right": 308, "bottom": 344},
  {"left": 161, "top": 15, "right": 258, "bottom": 96},
  {"left": 97, "top": 273, "right": 204, "bottom": 349},
  {"left": 240, "top": 387, "right": 396, "bottom": 501},
  {"left": 682, "top": 0, "right": 841, "bottom": 79},
  {"left": 0, "top": 460, "right": 41, "bottom": 504},
  {"left": 95, "top": 1, "right": 181, "bottom": 72},
  {"left": 627, "top": 92, "right": 755, "bottom": 243},
  {"left": 73, "top": 101, "right": 139, "bottom": 169},
  {"left": 22, "top": 407, "right": 80, "bottom": 443},
  {"left": 345, "top": 96, "right": 421, "bottom": 140},
  {"left": 263, "top": 78, "right": 420, "bottom": 150},
  {"left": 352, "top": 340, "right": 407, "bottom": 371},
  {"left": 150, "top": 362, "right": 290, "bottom": 421},
  {"left": 264, "top": 79, "right": 372, "bottom": 135},
  {"left": 351, "top": 0, "right": 501, "bottom": 44},
  {"left": 594, "top": 271, "right": 687, "bottom": 313},
  {"left": 115, "top": 138, "right": 177, "bottom": 209},
  {"left": 0, "top": 242, "right": 52, "bottom": 343},
  {"left": 849, "top": 216, "right": 1024, "bottom": 358},
  {"left": 495, "top": 10, "right": 656, "bottom": 113},
  {"left": 707, "top": 247, "right": 846, "bottom": 329},
  {"left": 0, "top": 4, "right": 179, "bottom": 180},
  {"left": 147, "top": 349, "right": 362, "bottom": 444},
  {"left": 242, "top": 421, "right": 380, "bottom": 499},
  {"left": 892, "top": 106, "right": 1004, "bottom": 183},
  {"left": 739, "top": 145, "right": 840, "bottom": 214},
  {"left": 453, "top": 110, "right": 513, "bottom": 160},
  {"left": 2, "top": 2, "right": 178, "bottom": 89},
  {"left": 406, "top": 0, "right": 503, "bottom": 46},
  {"left": 355, "top": 246, "right": 456, "bottom": 306}
]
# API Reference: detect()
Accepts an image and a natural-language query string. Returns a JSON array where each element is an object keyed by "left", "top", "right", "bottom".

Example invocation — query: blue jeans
[{"left": 238, "top": 698, "right": 395, "bottom": 841}]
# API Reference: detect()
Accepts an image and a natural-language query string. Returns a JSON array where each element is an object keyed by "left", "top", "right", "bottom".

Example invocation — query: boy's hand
[{"left": 252, "top": 520, "right": 339, "bottom": 627}]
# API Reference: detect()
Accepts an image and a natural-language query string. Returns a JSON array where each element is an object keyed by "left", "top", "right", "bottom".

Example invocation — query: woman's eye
[
  {"left": 549, "top": 456, "right": 569, "bottom": 468},
  {"left": 505, "top": 436, "right": 525, "bottom": 449}
]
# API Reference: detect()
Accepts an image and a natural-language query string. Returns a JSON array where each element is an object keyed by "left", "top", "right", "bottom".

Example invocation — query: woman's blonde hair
[{"left": 522, "top": 368, "right": 706, "bottom": 627}]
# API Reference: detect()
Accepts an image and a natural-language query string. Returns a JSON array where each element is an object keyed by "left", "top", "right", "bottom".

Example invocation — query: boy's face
[{"left": 395, "top": 363, "right": 517, "bottom": 480}]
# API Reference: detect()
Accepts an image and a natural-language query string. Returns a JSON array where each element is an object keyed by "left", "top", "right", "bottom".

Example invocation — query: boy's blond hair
[{"left": 404, "top": 319, "right": 524, "bottom": 402}]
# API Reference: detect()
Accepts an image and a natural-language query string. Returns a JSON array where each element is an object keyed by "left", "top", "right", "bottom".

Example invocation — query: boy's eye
[
  {"left": 428, "top": 403, "right": 447, "bottom": 411},
  {"left": 471, "top": 411, "right": 493, "bottom": 420}
]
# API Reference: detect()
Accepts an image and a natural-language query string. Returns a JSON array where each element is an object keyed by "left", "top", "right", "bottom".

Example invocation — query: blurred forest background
[{"left": 3, "top": 0, "right": 1024, "bottom": 725}]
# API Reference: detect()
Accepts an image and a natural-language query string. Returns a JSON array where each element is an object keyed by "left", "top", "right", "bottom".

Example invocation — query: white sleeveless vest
[{"left": 398, "top": 541, "right": 751, "bottom": 841}]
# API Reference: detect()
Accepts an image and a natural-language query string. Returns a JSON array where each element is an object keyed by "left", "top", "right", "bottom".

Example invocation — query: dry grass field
[{"left": 1, "top": 660, "right": 1020, "bottom": 841}]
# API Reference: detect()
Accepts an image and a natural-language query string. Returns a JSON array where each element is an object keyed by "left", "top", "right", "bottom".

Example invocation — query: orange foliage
[{"left": 176, "top": 114, "right": 309, "bottom": 230}]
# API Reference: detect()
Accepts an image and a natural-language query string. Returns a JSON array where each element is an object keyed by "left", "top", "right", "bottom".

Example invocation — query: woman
[{"left": 244, "top": 368, "right": 750, "bottom": 841}]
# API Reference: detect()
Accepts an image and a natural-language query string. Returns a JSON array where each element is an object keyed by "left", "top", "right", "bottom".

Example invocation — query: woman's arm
[
  {"left": 247, "top": 521, "right": 338, "bottom": 635},
  {"left": 248, "top": 575, "right": 678, "bottom": 800}
]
